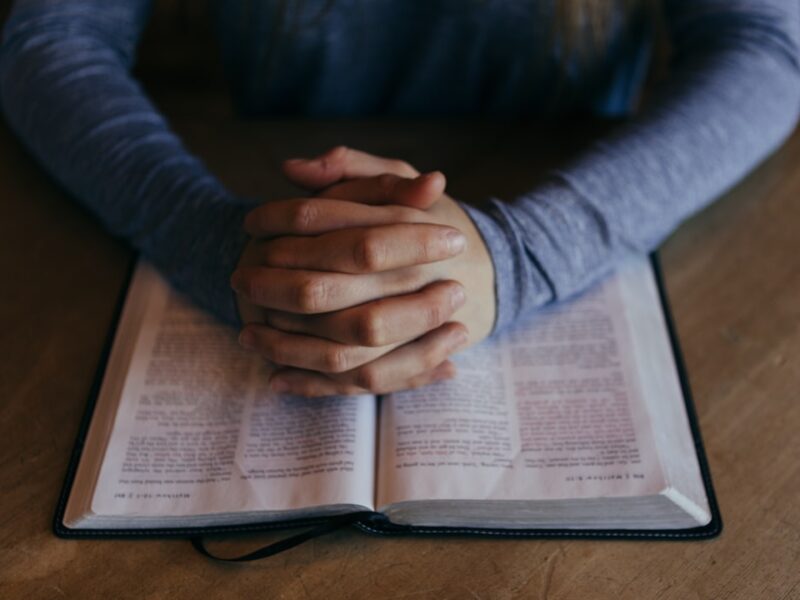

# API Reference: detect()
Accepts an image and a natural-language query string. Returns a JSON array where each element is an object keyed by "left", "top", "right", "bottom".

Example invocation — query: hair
[
  {"left": 156, "top": 0, "right": 657, "bottom": 53},
  {"left": 554, "top": 0, "right": 658, "bottom": 67},
  {"left": 149, "top": 0, "right": 659, "bottom": 99}
]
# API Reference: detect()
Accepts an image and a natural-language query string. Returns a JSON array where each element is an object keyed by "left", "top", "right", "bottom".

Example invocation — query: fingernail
[
  {"left": 239, "top": 329, "right": 256, "bottom": 350},
  {"left": 284, "top": 157, "right": 305, "bottom": 165},
  {"left": 230, "top": 272, "right": 244, "bottom": 294},
  {"left": 450, "top": 286, "right": 466, "bottom": 309},
  {"left": 445, "top": 230, "right": 466, "bottom": 254},
  {"left": 421, "top": 170, "right": 445, "bottom": 183},
  {"left": 270, "top": 377, "right": 289, "bottom": 393},
  {"left": 453, "top": 328, "right": 469, "bottom": 350},
  {"left": 433, "top": 362, "right": 456, "bottom": 381}
]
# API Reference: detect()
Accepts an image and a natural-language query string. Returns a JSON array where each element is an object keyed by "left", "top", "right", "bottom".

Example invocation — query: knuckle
[
  {"left": 421, "top": 341, "right": 445, "bottom": 370},
  {"left": 243, "top": 209, "right": 262, "bottom": 234},
  {"left": 418, "top": 230, "right": 442, "bottom": 262},
  {"left": 452, "top": 322, "right": 470, "bottom": 339},
  {"left": 422, "top": 301, "right": 446, "bottom": 330},
  {"left": 265, "top": 311, "right": 301, "bottom": 332},
  {"left": 340, "top": 384, "right": 366, "bottom": 396},
  {"left": 390, "top": 206, "right": 422, "bottom": 223},
  {"left": 449, "top": 323, "right": 470, "bottom": 350},
  {"left": 296, "top": 277, "right": 328, "bottom": 313},
  {"left": 259, "top": 338, "right": 284, "bottom": 364},
  {"left": 376, "top": 173, "right": 396, "bottom": 195},
  {"left": 321, "top": 347, "right": 351, "bottom": 373},
  {"left": 266, "top": 347, "right": 287, "bottom": 366},
  {"left": 290, "top": 199, "right": 319, "bottom": 232},
  {"left": 290, "top": 382, "right": 315, "bottom": 397},
  {"left": 352, "top": 233, "right": 386, "bottom": 272},
  {"left": 408, "top": 377, "right": 428, "bottom": 391},
  {"left": 233, "top": 271, "right": 257, "bottom": 300},
  {"left": 261, "top": 242, "right": 284, "bottom": 267},
  {"left": 354, "top": 365, "right": 382, "bottom": 393},
  {"left": 396, "top": 266, "right": 428, "bottom": 292},
  {"left": 355, "top": 310, "right": 385, "bottom": 347},
  {"left": 328, "top": 145, "right": 348, "bottom": 159},
  {"left": 391, "top": 159, "right": 417, "bottom": 177},
  {"left": 321, "top": 146, "right": 347, "bottom": 172}
]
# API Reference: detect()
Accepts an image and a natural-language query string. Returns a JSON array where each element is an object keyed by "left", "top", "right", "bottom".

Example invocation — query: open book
[{"left": 57, "top": 256, "right": 720, "bottom": 539}]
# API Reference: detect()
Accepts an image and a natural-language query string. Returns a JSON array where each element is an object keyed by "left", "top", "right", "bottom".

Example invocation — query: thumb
[
  {"left": 316, "top": 171, "right": 446, "bottom": 210},
  {"left": 282, "top": 146, "right": 420, "bottom": 191}
]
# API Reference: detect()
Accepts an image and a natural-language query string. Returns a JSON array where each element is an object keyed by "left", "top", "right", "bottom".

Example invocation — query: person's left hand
[{"left": 232, "top": 147, "right": 496, "bottom": 396}]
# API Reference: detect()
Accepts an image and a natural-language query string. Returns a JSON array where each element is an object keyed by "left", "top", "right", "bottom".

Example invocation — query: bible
[{"left": 55, "top": 255, "right": 720, "bottom": 541}]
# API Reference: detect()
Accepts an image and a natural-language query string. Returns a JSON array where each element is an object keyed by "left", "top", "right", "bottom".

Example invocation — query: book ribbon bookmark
[{"left": 190, "top": 511, "right": 380, "bottom": 562}]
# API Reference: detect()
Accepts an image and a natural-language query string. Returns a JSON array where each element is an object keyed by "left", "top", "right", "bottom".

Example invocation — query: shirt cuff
[
  {"left": 140, "top": 198, "right": 250, "bottom": 328},
  {"left": 461, "top": 200, "right": 554, "bottom": 337}
]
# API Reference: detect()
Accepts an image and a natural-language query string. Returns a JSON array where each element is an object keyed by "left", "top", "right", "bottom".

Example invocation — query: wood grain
[{"left": 0, "top": 109, "right": 798, "bottom": 599}]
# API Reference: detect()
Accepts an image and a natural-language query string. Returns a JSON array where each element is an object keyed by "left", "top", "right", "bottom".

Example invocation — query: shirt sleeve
[
  {"left": 468, "top": 0, "right": 800, "bottom": 335},
  {"left": 0, "top": 0, "right": 250, "bottom": 326}
]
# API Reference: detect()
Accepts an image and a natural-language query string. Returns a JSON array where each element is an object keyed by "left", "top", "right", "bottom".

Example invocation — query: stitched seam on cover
[{"left": 353, "top": 523, "right": 718, "bottom": 539}]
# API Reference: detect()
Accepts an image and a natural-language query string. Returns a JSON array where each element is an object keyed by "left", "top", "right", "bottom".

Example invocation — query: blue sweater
[{"left": 1, "top": 0, "right": 799, "bottom": 334}]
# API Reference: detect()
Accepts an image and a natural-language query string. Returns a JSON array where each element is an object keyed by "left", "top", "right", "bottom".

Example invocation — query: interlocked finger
[
  {"left": 264, "top": 280, "right": 466, "bottom": 347},
  {"left": 238, "top": 324, "right": 400, "bottom": 374},
  {"left": 231, "top": 265, "right": 430, "bottom": 314},
  {"left": 268, "top": 321, "right": 468, "bottom": 395},
  {"left": 268, "top": 360, "right": 457, "bottom": 397},
  {"left": 244, "top": 198, "right": 430, "bottom": 239},
  {"left": 260, "top": 224, "right": 465, "bottom": 274},
  {"left": 282, "top": 145, "right": 420, "bottom": 191},
  {"left": 318, "top": 171, "right": 444, "bottom": 209}
]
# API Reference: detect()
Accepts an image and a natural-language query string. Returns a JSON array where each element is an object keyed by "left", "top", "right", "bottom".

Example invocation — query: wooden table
[{"left": 1, "top": 103, "right": 799, "bottom": 599}]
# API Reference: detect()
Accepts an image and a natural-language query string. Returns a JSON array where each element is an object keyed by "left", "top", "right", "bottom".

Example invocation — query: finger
[
  {"left": 230, "top": 266, "right": 427, "bottom": 314},
  {"left": 238, "top": 323, "right": 398, "bottom": 374},
  {"left": 269, "top": 360, "right": 457, "bottom": 398},
  {"left": 265, "top": 280, "right": 467, "bottom": 347},
  {"left": 261, "top": 224, "right": 465, "bottom": 273},
  {"left": 270, "top": 369, "right": 366, "bottom": 397},
  {"left": 282, "top": 145, "right": 420, "bottom": 191},
  {"left": 244, "top": 198, "right": 428, "bottom": 238},
  {"left": 401, "top": 359, "right": 457, "bottom": 389},
  {"left": 319, "top": 171, "right": 445, "bottom": 209},
  {"left": 315, "top": 322, "right": 468, "bottom": 395}
]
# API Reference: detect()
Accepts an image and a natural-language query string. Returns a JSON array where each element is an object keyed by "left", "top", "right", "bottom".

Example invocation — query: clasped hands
[{"left": 231, "top": 146, "right": 496, "bottom": 396}]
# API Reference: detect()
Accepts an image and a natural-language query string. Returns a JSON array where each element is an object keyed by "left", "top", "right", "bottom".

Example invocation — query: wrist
[
  {"left": 143, "top": 198, "right": 250, "bottom": 328},
  {"left": 460, "top": 200, "right": 553, "bottom": 336}
]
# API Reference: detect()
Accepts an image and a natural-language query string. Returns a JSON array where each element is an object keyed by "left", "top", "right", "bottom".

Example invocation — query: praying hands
[{"left": 231, "top": 146, "right": 497, "bottom": 396}]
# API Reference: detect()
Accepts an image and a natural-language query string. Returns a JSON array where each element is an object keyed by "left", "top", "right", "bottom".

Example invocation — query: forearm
[
  {"left": 473, "top": 0, "right": 800, "bottom": 334},
  {"left": 0, "top": 0, "right": 248, "bottom": 325}
]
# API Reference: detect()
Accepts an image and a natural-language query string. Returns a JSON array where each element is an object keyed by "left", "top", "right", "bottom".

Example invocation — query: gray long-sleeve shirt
[{"left": 1, "top": 0, "right": 799, "bottom": 335}]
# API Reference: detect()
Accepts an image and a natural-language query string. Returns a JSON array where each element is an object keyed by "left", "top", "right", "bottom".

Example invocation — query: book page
[
  {"left": 615, "top": 261, "right": 711, "bottom": 523},
  {"left": 80, "top": 264, "right": 375, "bottom": 524},
  {"left": 376, "top": 258, "right": 667, "bottom": 509}
]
